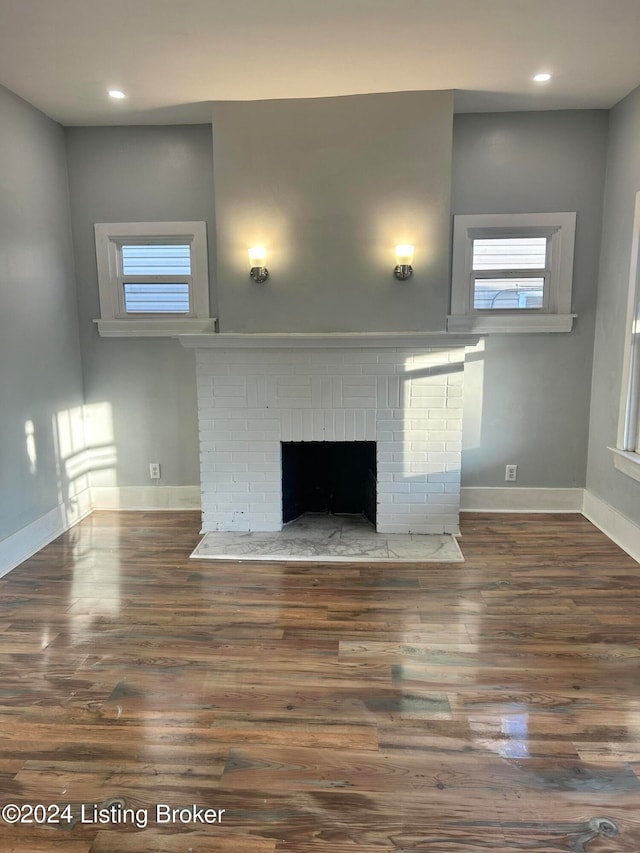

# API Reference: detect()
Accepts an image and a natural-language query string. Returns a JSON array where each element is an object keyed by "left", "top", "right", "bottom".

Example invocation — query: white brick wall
[{"left": 196, "top": 346, "right": 465, "bottom": 534}]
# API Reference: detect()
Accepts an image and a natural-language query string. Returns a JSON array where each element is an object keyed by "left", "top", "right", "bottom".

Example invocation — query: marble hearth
[{"left": 180, "top": 333, "right": 477, "bottom": 536}]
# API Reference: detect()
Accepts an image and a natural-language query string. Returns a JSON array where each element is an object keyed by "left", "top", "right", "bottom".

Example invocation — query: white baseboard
[
  {"left": 91, "top": 485, "right": 201, "bottom": 511},
  {"left": 582, "top": 490, "right": 640, "bottom": 564},
  {"left": 0, "top": 488, "right": 93, "bottom": 579},
  {"left": 460, "top": 487, "right": 584, "bottom": 513},
  {"left": 5, "top": 486, "right": 636, "bottom": 578},
  {"left": 0, "top": 485, "right": 200, "bottom": 577}
]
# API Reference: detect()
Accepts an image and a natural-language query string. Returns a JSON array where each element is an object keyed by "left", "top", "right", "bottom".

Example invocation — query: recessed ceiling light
[
  {"left": 533, "top": 73, "right": 552, "bottom": 83},
  {"left": 108, "top": 89, "right": 126, "bottom": 99}
]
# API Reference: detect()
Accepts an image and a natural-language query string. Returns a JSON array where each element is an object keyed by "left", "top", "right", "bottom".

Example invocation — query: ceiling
[{"left": 1, "top": 0, "right": 640, "bottom": 125}]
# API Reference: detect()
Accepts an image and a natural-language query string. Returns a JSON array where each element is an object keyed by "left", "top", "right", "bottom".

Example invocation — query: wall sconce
[
  {"left": 394, "top": 244, "right": 414, "bottom": 280},
  {"left": 249, "top": 247, "right": 269, "bottom": 283}
]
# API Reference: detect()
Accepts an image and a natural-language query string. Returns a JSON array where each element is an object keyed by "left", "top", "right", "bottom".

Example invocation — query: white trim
[
  {"left": 91, "top": 485, "right": 201, "bottom": 510},
  {"left": 450, "top": 212, "right": 576, "bottom": 333},
  {"left": 95, "top": 318, "right": 216, "bottom": 338},
  {"left": 582, "top": 490, "right": 640, "bottom": 565},
  {"left": 0, "top": 489, "right": 93, "bottom": 578},
  {"left": 94, "top": 221, "right": 210, "bottom": 322},
  {"left": 1, "top": 485, "right": 201, "bottom": 575},
  {"left": 616, "top": 190, "right": 640, "bottom": 452},
  {"left": 609, "top": 446, "right": 640, "bottom": 483},
  {"left": 460, "top": 487, "right": 584, "bottom": 513},
  {"left": 178, "top": 331, "right": 480, "bottom": 349},
  {"left": 4, "top": 487, "right": 638, "bottom": 576},
  {"left": 447, "top": 313, "right": 576, "bottom": 334}
]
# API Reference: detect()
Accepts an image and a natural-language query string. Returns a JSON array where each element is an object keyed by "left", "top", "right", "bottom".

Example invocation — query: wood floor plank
[
  {"left": 1, "top": 510, "right": 640, "bottom": 850},
  {"left": 89, "top": 832, "right": 276, "bottom": 852}
]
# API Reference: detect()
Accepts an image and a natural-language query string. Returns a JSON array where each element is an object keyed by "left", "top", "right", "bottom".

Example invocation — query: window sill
[
  {"left": 609, "top": 447, "right": 640, "bottom": 484},
  {"left": 94, "top": 318, "right": 217, "bottom": 338},
  {"left": 446, "top": 313, "right": 576, "bottom": 334}
]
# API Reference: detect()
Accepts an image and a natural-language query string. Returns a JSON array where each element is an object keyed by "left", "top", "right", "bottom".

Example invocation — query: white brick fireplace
[{"left": 180, "top": 333, "right": 476, "bottom": 535}]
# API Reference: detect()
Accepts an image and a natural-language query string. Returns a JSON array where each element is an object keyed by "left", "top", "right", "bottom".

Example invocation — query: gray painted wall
[
  {"left": 212, "top": 90, "right": 453, "bottom": 333},
  {"left": 65, "top": 126, "right": 216, "bottom": 488},
  {"left": 452, "top": 111, "right": 608, "bottom": 487},
  {"left": 3, "top": 81, "right": 638, "bottom": 536},
  {"left": 0, "top": 85, "right": 84, "bottom": 540},
  {"left": 62, "top": 108, "right": 611, "bottom": 493},
  {"left": 586, "top": 85, "right": 640, "bottom": 524}
]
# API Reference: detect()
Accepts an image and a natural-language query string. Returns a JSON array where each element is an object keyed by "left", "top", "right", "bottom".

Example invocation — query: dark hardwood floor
[{"left": 1, "top": 511, "right": 640, "bottom": 851}]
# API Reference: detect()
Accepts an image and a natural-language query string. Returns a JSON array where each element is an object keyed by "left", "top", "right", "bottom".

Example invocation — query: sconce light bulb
[
  {"left": 394, "top": 244, "right": 414, "bottom": 280},
  {"left": 249, "top": 247, "right": 269, "bottom": 283},
  {"left": 395, "top": 244, "right": 414, "bottom": 265},
  {"left": 248, "top": 246, "right": 267, "bottom": 265}
]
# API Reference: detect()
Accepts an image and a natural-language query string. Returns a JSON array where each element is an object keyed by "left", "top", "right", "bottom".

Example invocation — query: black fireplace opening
[{"left": 281, "top": 441, "right": 377, "bottom": 526}]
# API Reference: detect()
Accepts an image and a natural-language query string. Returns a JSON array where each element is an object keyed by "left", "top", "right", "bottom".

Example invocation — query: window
[
  {"left": 94, "top": 221, "right": 213, "bottom": 337},
  {"left": 121, "top": 244, "right": 191, "bottom": 313},
  {"left": 612, "top": 191, "right": 640, "bottom": 482},
  {"left": 448, "top": 212, "right": 577, "bottom": 333},
  {"left": 471, "top": 236, "right": 547, "bottom": 310}
]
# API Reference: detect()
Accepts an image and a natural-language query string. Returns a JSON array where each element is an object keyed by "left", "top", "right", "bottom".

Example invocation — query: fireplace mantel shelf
[{"left": 178, "top": 331, "right": 480, "bottom": 349}]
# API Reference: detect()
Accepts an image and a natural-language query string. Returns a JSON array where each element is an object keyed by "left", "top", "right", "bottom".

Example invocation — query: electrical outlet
[
  {"left": 505, "top": 464, "right": 517, "bottom": 482},
  {"left": 149, "top": 463, "right": 161, "bottom": 480}
]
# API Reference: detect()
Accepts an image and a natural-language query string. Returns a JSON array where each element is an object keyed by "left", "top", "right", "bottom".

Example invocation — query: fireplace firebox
[{"left": 282, "top": 441, "right": 376, "bottom": 526}]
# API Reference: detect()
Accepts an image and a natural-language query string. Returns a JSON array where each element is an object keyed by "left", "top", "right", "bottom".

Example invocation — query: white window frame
[
  {"left": 448, "top": 212, "right": 577, "bottom": 333},
  {"left": 611, "top": 190, "right": 640, "bottom": 483},
  {"left": 93, "top": 221, "right": 214, "bottom": 337}
]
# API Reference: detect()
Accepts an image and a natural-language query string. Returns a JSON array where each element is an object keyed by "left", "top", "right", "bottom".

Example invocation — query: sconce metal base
[
  {"left": 394, "top": 264, "right": 413, "bottom": 281},
  {"left": 250, "top": 266, "right": 269, "bottom": 283}
]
